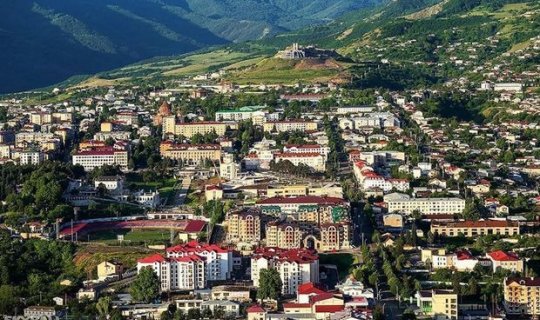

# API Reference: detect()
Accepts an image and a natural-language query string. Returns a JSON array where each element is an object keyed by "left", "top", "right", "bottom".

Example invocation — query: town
[{"left": 0, "top": 1, "right": 540, "bottom": 320}]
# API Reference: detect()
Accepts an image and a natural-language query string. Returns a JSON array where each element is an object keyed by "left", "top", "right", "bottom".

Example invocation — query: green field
[{"left": 85, "top": 228, "right": 172, "bottom": 245}]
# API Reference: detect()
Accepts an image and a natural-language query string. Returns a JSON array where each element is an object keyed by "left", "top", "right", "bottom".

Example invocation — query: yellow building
[
  {"left": 263, "top": 121, "right": 318, "bottom": 133},
  {"left": 160, "top": 142, "right": 221, "bottom": 164},
  {"left": 318, "top": 223, "right": 351, "bottom": 251},
  {"left": 431, "top": 220, "right": 519, "bottom": 237},
  {"left": 416, "top": 289, "right": 458, "bottom": 320},
  {"left": 175, "top": 122, "right": 228, "bottom": 138},
  {"left": 97, "top": 261, "right": 123, "bottom": 279},
  {"left": 266, "top": 184, "right": 344, "bottom": 198},
  {"left": 226, "top": 210, "right": 262, "bottom": 244},
  {"left": 265, "top": 222, "right": 306, "bottom": 249},
  {"left": 504, "top": 277, "right": 540, "bottom": 316},
  {"left": 100, "top": 122, "right": 113, "bottom": 133}
]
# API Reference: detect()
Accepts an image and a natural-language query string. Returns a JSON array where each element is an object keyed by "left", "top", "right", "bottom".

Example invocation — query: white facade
[
  {"left": 72, "top": 150, "right": 128, "bottom": 171},
  {"left": 387, "top": 197, "right": 465, "bottom": 215},
  {"left": 275, "top": 153, "right": 326, "bottom": 172}
]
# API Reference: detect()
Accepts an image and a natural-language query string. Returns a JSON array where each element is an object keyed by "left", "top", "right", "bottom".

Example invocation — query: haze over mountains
[{"left": 0, "top": 0, "right": 380, "bottom": 94}]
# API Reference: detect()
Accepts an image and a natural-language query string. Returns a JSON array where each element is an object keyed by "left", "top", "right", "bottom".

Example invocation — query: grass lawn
[
  {"left": 86, "top": 228, "right": 171, "bottom": 245},
  {"left": 319, "top": 253, "right": 356, "bottom": 280}
]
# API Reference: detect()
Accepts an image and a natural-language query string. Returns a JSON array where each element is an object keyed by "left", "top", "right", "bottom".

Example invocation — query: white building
[
  {"left": 386, "top": 193, "right": 465, "bottom": 215},
  {"left": 94, "top": 176, "right": 125, "bottom": 192},
  {"left": 251, "top": 247, "right": 319, "bottom": 295},
  {"left": 274, "top": 152, "right": 326, "bottom": 172},
  {"left": 72, "top": 148, "right": 129, "bottom": 171}
]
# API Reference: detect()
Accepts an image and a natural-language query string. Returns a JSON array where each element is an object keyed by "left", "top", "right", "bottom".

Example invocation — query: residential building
[
  {"left": 265, "top": 221, "right": 306, "bottom": 249},
  {"left": 166, "top": 241, "right": 233, "bottom": 281},
  {"left": 97, "top": 261, "right": 124, "bottom": 279},
  {"left": 24, "top": 306, "right": 63, "bottom": 318},
  {"left": 416, "top": 289, "right": 458, "bottom": 320},
  {"left": 226, "top": 210, "right": 262, "bottom": 244},
  {"left": 266, "top": 183, "right": 343, "bottom": 198},
  {"left": 431, "top": 220, "right": 520, "bottom": 237},
  {"left": 163, "top": 118, "right": 229, "bottom": 137},
  {"left": 211, "top": 285, "right": 251, "bottom": 302},
  {"left": 251, "top": 247, "right": 319, "bottom": 295},
  {"left": 503, "top": 277, "right": 540, "bottom": 316}
]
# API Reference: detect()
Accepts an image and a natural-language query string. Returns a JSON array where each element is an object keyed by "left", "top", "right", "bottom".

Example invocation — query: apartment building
[
  {"left": 160, "top": 141, "right": 221, "bottom": 164},
  {"left": 386, "top": 193, "right": 465, "bottom": 215},
  {"left": 274, "top": 152, "right": 326, "bottom": 172},
  {"left": 431, "top": 220, "right": 520, "bottom": 237},
  {"left": 283, "top": 144, "right": 330, "bottom": 158},
  {"left": 504, "top": 277, "right": 540, "bottom": 316},
  {"left": 319, "top": 223, "right": 351, "bottom": 251},
  {"left": 226, "top": 210, "right": 262, "bottom": 244},
  {"left": 162, "top": 116, "right": 228, "bottom": 137},
  {"left": 256, "top": 196, "right": 349, "bottom": 224},
  {"left": 137, "top": 254, "right": 206, "bottom": 292},
  {"left": 416, "top": 289, "right": 458, "bottom": 320},
  {"left": 166, "top": 241, "right": 233, "bottom": 281},
  {"left": 72, "top": 147, "right": 128, "bottom": 171},
  {"left": 266, "top": 221, "right": 306, "bottom": 249},
  {"left": 215, "top": 106, "right": 277, "bottom": 125},
  {"left": 263, "top": 121, "right": 318, "bottom": 133},
  {"left": 251, "top": 247, "right": 319, "bottom": 295}
]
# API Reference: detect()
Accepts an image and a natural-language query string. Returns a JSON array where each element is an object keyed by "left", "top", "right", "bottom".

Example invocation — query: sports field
[{"left": 85, "top": 228, "right": 171, "bottom": 244}]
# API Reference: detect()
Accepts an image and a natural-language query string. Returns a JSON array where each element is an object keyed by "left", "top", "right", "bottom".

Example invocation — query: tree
[
  {"left": 0, "top": 285, "right": 18, "bottom": 315},
  {"left": 373, "top": 305, "right": 385, "bottom": 320},
  {"left": 96, "top": 296, "right": 112, "bottom": 320},
  {"left": 187, "top": 308, "right": 201, "bottom": 320},
  {"left": 201, "top": 307, "right": 213, "bottom": 319},
  {"left": 257, "top": 268, "right": 282, "bottom": 301},
  {"left": 131, "top": 267, "right": 160, "bottom": 303}
]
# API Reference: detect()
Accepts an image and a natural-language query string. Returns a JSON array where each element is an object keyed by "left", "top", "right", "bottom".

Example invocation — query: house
[
  {"left": 205, "top": 184, "right": 224, "bottom": 202},
  {"left": 487, "top": 251, "right": 524, "bottom": 273},
  {"left": 97, "top": 261, "right": 124, "bottom": 280},
  {"left": 416, "top": 289, "right": 458, "bottom": 320}
]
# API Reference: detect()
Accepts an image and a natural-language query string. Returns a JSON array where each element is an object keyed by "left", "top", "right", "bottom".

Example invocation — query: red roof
[
  {"left": 275, "top": 152, "right": 322, "bottom": 158},
  {"left": 505, "top": 277, "right": 540, "bottom": 286},
  {"left": 138, "top": 254, "right": 165, "bottom": 264},
  {"left": 252, "top": 247, "right": 318, "bottom": 264},
  {"left": 314, "top": 305, "right": 344, "bottom": 313},
  {"left": 488, "top": 250, "right": 520, "bottom": 261},
  {"left": 297, "top": 282, "right": 326, "bottom": 295},
  {"left": 166, "top": 240, "right": 229, "bottom": 254},
  {"left": 456, "top": 249, "right": 473, "bottom": 260},
  {"left": 246, "top": 305, "right": 265, "bottom": 313},
  {"left": 309, "top": 292, "right": 335, "bottom": 304},
  {"left": 183, "top": 220, "right": 207, "bottom": 233},
  {"left": 283, "top": 303, "right": 311, "bottom": 309}
]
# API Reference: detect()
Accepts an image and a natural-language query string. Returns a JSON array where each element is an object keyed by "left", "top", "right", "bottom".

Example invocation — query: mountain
[
  {"left": 0, "top": 0, "right": 381, "bottom": 94},
  {"left": 58, "top": 0, "right": 537, "bottom": 91}
]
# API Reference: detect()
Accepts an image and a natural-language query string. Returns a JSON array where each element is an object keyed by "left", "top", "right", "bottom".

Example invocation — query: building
[
  {"left": 164, "top": 119, "right": 229, "bottom": 138},
  {"left": 504, "top": 277, "right": 540, "bottom": 316},
  {"left": 137, "top": 254, "right": 206, "bottom": 291},
  {"left": 283, "top": 144, "right": 330, "bottom": 158},
  {"left": 220, "top": 154, "right": 239, "bottom": 180},
  {"left": 386, "top": 194, "right": 465, "bottom": 215},
  {"left": 263, "top": 121, "right": 318, "bottom": 133},
  {"left": 160, "top": 142, "right": 221, "bottom": 164},
  {"left": 166, "top": 241, "right": 233, "bottom": 281},
  {"left": 487, "top": 251, "right": 524, "bottom": 273},
  {"left": 211, "top": 285, "right": 251, "bottom": 302},
  {"left": 137, "top": 242, "right": 233, "bottom": 292},
  {"left": 94, "top": 176, "right": 124, "bottom": 192},
  {"left": 431, "top": 220, "right": 520, "bottom": 237},
  {"left": 154, "top": 101, "right": 173, "bottom": 126},
  {"left": 251, "top": 247, "right": 319, "bottom": 295},
  {"left": 226, "top": 210, "right": 262, "bottom": 244},
  {"left": 274, "top": 152, "right": 326, "bottom": 172},
  {"left": 24, "top": 306, "right": 63, "bottom": 318},
  {"left": 416, "top": 289, "right": 458, "bottom": 320},
  {"left": 265, "top": 221, "right": 306, "bottom": 249},
  {"left": 97, "top": 261, "right": 124, "bottom": 279},
  {"left": 72, "top": 148, "right": 128, "bottom": 171},
  {"left": 266, "top": 184, "right": 343, "bottom": 198},
  {"left": 215, "top": 106, "right": 271, "bottom": 125}
]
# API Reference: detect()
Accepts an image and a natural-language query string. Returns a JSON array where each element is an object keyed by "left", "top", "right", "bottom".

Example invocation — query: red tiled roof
[
  {"left": 183, "top": 220, "right": 207, "bottom": 233},
  {"left": 252, "top": 247, "right": 318, "bottom": 264},
  {"left": 246, "top": 305, "right": 265, "bottom": 313},
  {"left": 309, "top": 292, "right": 335, "bottom": 304},
  {"left": 166, "top": 240, "right": 229, "bottom": 254},
  {"left": 138, "top": 254, "right": 165, "bottom": 264},
  {"left": 297, "top": 282, "right": 326, "bottom": 295},
  {"left": 283, "top": 303, "right": 311, "bottom": 309},
  {"left": 314, "top": 305, "right": 344, "bottom": 313},
  {"left": 488, "top": 250, "right": 520, "bottom": 261}
]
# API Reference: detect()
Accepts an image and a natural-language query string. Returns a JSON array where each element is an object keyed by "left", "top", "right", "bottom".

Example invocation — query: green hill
[{"left": 0, "top": 0, "right": 380, "bottom": 93}]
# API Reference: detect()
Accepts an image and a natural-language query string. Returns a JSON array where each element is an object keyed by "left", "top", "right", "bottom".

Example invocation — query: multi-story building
[
  {"left": 72, "top": 147, "right": 128, "bottom": 171},
  {"left": 504, "top": 277, "right": 540, "bottom": 316},
  {"left": 256, "top": 196, "right": 349, "bottom": 224},
  {"left": 215, "top": 106, "right": 277, "bottom": 125},
  {"left": 263, "top": 121, "right": 318, "bottom": 133},
  {"left": 431, "top": 220, "right": 520, "bottom": 237},
  {"left": 265, "top": 221, "right": 307, "bottom": 249},
  {"left": 166, "top": 241, "right": 233, "bottom": 281},
  {"left": 283, "top": 144, "right": 330, "bottom": 158},
  {"left": 487, "top": 251, "right": 524, "bottom": 273},
  {"left": 266, "top": 184, "right": 343, "bottom": 198},
  {"left": 116, "top": 112, "right": 139, "bottom": 126},
  {"left": 416, "top": 289, "right": 458, "bottom": 320},
  {"left": 274, "top": 152, "right": 326, "bottom": 172},
  {"left": 162, "top": 117, "right": 229, "bottom": 138},
  {"left": 226, "top": 210, "right": 262, "bottom": 244},
  {"left": 160, "top": 142, "right": 221, "bottom": 164},
  {"left": 386, "top": 194, "right": 465, "bottom": 215},
  {"left": 251, "top": 247, "right": 319, "bottom": 295},
  {"left": 318, "top": 223, "right": 351, "bottom": 251},
  {"left": 137, "top": 254, "right": 206, "bottom": 292}
]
